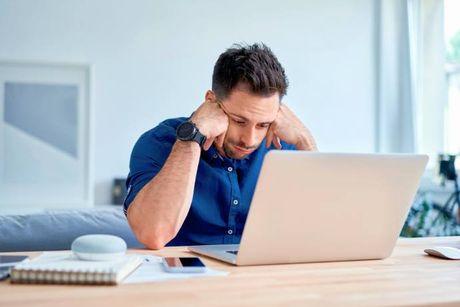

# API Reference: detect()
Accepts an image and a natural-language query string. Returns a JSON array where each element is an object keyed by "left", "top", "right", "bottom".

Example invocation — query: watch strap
[{"left": 191, "top": 126, "right": 207, "bottom": 147}]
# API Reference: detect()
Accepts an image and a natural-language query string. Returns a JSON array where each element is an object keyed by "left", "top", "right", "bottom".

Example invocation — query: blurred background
[{"left": 0, "top": 0, "right": 459, "bottom": 234}]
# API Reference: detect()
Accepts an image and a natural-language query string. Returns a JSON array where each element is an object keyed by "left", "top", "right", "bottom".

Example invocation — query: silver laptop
[{"left": 188, "top": 151, "right": 428, "bottom": 266}]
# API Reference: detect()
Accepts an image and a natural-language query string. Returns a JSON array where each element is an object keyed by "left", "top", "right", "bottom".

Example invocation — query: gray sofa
[{"left": 0, "top": 207, "right": 144, "bottom": 252}]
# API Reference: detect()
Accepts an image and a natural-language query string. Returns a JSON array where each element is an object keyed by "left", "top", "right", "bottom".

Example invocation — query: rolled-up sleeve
[{"left": 123, "top": 121, "right": 178, "bottom": 215}]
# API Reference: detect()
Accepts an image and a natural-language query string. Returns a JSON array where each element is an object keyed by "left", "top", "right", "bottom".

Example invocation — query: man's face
[{"left": 217, "top": 84, "right": 280, "bottom": 159}]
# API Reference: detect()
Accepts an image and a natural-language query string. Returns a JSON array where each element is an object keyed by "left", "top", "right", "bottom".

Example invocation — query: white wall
[{"left": 0, "top": 0, "right": 377, "bottom": 205}]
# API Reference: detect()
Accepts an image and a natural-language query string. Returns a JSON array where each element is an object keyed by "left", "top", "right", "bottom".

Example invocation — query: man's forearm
[{"left": 127, "top": 140, "right": 201, "bottom": 249}]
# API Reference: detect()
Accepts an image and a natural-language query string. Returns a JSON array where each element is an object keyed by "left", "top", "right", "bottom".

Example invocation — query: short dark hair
[{"left": 212, "top": 43, "right": 288, "bottom": 100}]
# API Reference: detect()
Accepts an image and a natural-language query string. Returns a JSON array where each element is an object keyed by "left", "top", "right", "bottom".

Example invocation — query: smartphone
[
  {"left": 0, "top": 255, "right": 28, "bottom": 281},
  {"left": 0, "top": 255, "right": 29, "bottom": 268},
  {"left": 162, "top": 257, "right": 206, "bottom": 273}
]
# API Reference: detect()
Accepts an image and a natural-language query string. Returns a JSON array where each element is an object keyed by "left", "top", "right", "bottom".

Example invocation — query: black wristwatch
[{"left": 176, "top": 121, "right": 207, "bottom": 147}]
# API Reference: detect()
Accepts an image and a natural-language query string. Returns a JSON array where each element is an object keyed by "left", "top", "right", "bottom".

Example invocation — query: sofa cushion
[{"left": 0, "top": 207, "right": 143, "bottom": 252}]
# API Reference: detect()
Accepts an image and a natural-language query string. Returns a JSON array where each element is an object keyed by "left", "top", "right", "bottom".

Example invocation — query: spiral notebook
[{"left": 10, "top": 251, "right": 143, "bottom": 285}]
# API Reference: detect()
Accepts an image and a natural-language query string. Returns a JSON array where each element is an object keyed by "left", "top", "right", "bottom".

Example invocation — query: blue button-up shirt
[{"left": 124, "top": 117, "right": 295, "bottom": 246}]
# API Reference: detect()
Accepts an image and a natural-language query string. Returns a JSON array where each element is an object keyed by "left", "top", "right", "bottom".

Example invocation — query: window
[
  {"left": 406, "top": 0, "right": 459, "bottom": 170},
  {"left": 444, "top": 0, "right": 460, "bottom": 155}
]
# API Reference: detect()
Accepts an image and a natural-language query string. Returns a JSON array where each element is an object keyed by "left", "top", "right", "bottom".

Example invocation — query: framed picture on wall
[{"left": 0, "top": 61, "right": 92, "bottom": 209}]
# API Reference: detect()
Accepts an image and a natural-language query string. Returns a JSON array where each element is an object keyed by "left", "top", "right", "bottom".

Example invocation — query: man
[{"left": 124, "top": 43, "right": 317, "bottom": 250}]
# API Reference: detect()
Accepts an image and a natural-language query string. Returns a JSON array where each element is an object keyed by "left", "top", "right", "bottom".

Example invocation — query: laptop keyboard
[{"left": 226, "top": 250, "right": 238, "bottom": 255}]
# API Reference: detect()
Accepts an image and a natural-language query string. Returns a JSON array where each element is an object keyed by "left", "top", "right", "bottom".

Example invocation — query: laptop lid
[{"left": 236, "top": 152, "right": 428, "bottom": 265}]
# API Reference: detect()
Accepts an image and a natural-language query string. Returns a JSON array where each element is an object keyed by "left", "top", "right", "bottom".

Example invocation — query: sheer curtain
[{"left": 376, "top": 0, "right": 446, "bottom": 159}]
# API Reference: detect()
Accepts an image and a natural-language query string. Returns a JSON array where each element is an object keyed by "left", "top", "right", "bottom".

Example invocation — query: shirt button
[
  {"left": 233, "top": 199, "right": 239, "bottom": 205},
  {"left": 227, "top": 229, "right": 233, "bottom": 235},
  {"left": 213, "top": 154, "right": 218, "bottom": 159},
  {"left": 227, "top": 167, "right": 233, "bottom": 172}
]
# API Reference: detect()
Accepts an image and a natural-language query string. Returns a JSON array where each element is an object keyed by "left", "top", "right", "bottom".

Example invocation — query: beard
[{"left": 222, "top": 138, "right": 261, "bottom": 159}]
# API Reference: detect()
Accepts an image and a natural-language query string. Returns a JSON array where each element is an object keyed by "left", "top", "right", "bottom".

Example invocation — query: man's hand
[
  {"left": 190, "top": 99, "right": 229, "bottom": 151},
  {"left": 266, "top": 104, "right": 317, "bottom": 151}
]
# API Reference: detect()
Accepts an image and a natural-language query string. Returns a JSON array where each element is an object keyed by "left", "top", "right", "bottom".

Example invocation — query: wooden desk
[{"left": 1, "top": 236, "right": 460, "bottom": 306}]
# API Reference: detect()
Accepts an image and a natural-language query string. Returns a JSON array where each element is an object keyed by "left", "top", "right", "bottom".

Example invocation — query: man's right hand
[{"left": 190, "top": 99, "right": 229, "bottom": 151}]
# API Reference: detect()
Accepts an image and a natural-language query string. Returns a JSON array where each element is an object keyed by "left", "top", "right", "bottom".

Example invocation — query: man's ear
[{"left": 205, "top": 90, "right": 217, "bottom": 102}]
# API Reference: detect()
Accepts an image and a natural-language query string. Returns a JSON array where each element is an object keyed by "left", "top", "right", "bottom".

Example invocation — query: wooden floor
[{"left": 2, "top": 236, "right": 460, "bottom": 306}]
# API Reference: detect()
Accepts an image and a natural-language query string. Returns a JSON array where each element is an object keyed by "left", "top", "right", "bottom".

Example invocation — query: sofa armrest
[{"left": 0, "top": 207, "right": 143, "bottom": 252}]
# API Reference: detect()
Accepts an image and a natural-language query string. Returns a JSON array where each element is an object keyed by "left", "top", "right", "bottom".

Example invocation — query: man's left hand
[{"left": 265, "top": 104, "right": 317, "bottom": 151}]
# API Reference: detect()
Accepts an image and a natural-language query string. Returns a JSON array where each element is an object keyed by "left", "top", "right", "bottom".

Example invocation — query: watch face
[{"left": 177, "top": 122, "right": 196, "bottom": 140}]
